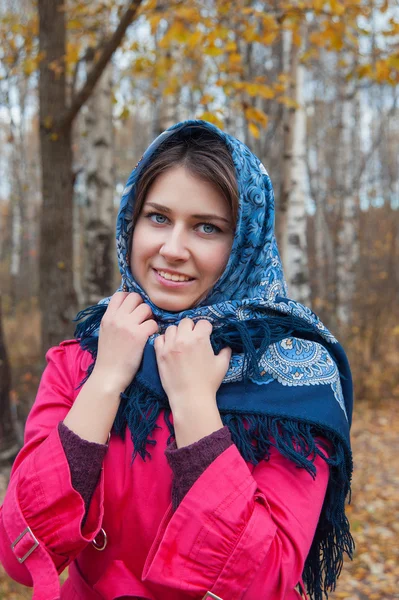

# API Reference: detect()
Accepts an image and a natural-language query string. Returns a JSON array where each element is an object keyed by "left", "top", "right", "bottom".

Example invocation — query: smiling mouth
[{"left": 154, "top": 269, "right": 195, "bottom": 282}]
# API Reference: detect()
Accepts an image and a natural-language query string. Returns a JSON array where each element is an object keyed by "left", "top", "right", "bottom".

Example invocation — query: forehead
[{"left": 144, "top": 166, "right": 231, "bottom": 218}]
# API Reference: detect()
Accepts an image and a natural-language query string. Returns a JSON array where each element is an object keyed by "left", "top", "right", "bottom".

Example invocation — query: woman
[{"left": 0, "top": 120, "right": 354, "bottom": 599}]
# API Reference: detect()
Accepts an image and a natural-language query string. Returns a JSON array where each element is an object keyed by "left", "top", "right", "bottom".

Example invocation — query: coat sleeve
[
  {"left": 0, "top": 342, "right": 104, "bottom": 597},
  {"left": 142, "top": 438, "right": 329, "bottom": 599}
]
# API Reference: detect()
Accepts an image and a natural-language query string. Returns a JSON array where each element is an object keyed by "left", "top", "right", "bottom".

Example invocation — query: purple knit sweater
[{"left": 58, "top": 422, "right": 232, "bottom": 522}]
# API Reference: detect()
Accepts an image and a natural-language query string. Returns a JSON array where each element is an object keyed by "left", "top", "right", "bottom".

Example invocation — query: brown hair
[{"left": 131, "top": 126, "right": 239, "bottom": 229}]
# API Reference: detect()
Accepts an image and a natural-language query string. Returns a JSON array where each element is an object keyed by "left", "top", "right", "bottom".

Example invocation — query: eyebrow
[{"left": 144, "top": 202, "right": 231, "bottom": 225}]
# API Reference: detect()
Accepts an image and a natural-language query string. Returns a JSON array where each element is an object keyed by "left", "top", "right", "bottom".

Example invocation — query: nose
[{"left": 159, "top": 225, "right": 190, "bottom": 262}]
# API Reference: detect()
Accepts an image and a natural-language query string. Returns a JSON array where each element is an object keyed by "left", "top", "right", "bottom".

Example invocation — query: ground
[{"left": 0, "top": 401, "right": 398, "bottom": 599}]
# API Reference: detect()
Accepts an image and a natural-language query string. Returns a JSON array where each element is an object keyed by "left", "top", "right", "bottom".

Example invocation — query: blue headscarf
[{"left": 75, "top": 120, "right": 354, "bottom": 600}]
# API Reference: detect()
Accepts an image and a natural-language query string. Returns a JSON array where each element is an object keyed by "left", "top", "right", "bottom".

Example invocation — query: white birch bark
[
  {"left": 279, "top": 29, "right": 311, "bottom": 305},
  {"left": 82, "top": 61, "right": 115, "bottom": 305},
  {"left": 336, "top": 71, "right": 359, "bottom": 326}
]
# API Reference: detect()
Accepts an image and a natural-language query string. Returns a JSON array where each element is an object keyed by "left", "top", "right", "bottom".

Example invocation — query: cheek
[
  {"left": 130, "top": 226, "right": 150, "bottom": 272},
  {"left": 201, "top": 242, "right": 232, "bottom": 279}
]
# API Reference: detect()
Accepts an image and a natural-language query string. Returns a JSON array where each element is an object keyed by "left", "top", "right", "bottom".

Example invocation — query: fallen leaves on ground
[{"left": 0, "top": 400, "right": 398, "bottom": 599}]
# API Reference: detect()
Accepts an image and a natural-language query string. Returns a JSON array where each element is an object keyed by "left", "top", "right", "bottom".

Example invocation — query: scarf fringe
[
  {"left": 73, "top": 304, "right": 354, "bottom": 600},
  {"left": 74, "top": 302, "right": 326, "bottom": 384}
]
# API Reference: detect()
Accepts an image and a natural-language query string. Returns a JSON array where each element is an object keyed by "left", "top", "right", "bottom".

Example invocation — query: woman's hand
[
  {"left": 154, "top": 318, "right": 231, "bottom": 446},
  {"left": 92, "top": 292, "right": 158, "bottom": 394}
]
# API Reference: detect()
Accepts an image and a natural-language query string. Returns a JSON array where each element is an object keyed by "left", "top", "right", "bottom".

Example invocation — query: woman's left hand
[{"left": 154, "top": 318, "right": 231, "bottom": 420}]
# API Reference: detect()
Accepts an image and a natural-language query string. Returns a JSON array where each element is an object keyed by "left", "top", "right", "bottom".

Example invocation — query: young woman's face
[{"left": 130, "top": 166, "right": 235, "bottom": 312}]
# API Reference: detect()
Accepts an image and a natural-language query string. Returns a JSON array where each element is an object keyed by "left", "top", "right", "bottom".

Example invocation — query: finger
[
  {"left": 216, "top": 346, "right": 232, "bottom": 371},
  {"left": 176, "top": 318, "right": 195, "bottom": 339},
  {"left": 194, "top": 319, "right": 213, "bottom": 337},
  {"left": 105, "top": 291, "right": 130, "bottom": 314},
  {"left": 218, "top": 346, "right": 232, "bottom": 361},
  {"left": 154, "top": 333, "right": 165, "bottom": 352},
  {"left": 129, "top": 302, "right": 153, "bottom": 324},
  {"left": 118, "top": 292, "right": 144, "bottom": 314},
  {"left": 164, "top": 325, "right": 177, "bottom": 343},
  {"left": 140, "top": 319, "right": 159, "bottom": 338}
]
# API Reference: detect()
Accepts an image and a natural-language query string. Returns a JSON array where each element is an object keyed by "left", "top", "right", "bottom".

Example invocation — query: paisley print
[{"left": 111, "top": 120, "right": 346, "bottom": 418}]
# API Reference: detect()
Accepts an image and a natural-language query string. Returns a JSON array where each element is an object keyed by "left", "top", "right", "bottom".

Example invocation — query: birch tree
[
  {"left": 81, "top": 60, "right": 115, "bottom": 305},
  {"left": 278, "top": 27, "right": 311, "bottom": 305},
  {"left": 336, "top": 62, "right": 360, "bottom": 327}
]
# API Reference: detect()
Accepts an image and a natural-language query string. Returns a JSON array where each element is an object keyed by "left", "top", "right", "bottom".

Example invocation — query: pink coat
[{"left": 0, "top": 340, "right": 329, "bottom": 599}]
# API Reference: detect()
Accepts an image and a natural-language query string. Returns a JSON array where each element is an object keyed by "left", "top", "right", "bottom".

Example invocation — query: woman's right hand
[{"left": 91, "top": 291, "right": 158, "bottom": 394}]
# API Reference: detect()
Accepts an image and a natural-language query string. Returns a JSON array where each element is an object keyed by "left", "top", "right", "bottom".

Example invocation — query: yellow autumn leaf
[
  {"left": 119, "top": 107, "right": 130, "bottom": 121},
  {"left": 174, "top": 6, "right": 200, "bottom": 21},
  {"left": 292, "top": 29, "right": 301, "bottom": 47},
  {"left": 261, "top": 31, "right": 278, "bottom": 45},
  {"left": 258, "top": 85, "right": 275, "bottom": 99},
  {"left": 278, "top": 96, "right": 299, "bottom": 109},
  {"left": 225, "top": 41, "right": 237, "bottom": 52},
  {"left": 309, "top": 31, "right": 326, "bottom": 47},
  {"left": 248, "top": 122, "right": 260, "bottom": 139},
  {"left": 199, "top": 112, "right": 224, "bottom": 129},
  {"left": 273, "top": 83, "right": 286, "bottom": 93},
  {"left": 229, "top": 53, "right": 242, "bottom": 64},
  {"left": 200, "top": 94, "right": 214, "bottom": 105},
  {"left": 186, "top": 30, "right": 203, "bottom": 48},
  {"left": 67, "top": 19, "right": 84, "bottom": 30},
  {"left": 213, "top": 25, "right": 230, "bottom": 40},
  {"left": 387, "top": 55, "right": 399, "bottom": 70},
  {"left": 244, "top": 106, "right": 268, "bottom": 127},
  {"left": 22, "top": 57, "right": 37, "bottom": 76},
  {"left": 262, "top": 14, "right": 278, "bottom": 30},
  {"left": 148, "top": 14, "right": 162, "bottom": 34},
  {"left": 66, "top": 42, "right": 80, "bottom": 66},
  {"left": 357, "top": 64, "right": 372, "bottom": 78},
  {"left": 329, "top": 0, "right": 345, "bottom": 15},
  {"left": 159, "top": 22, "right": 189, "bottom": 47},
  {"left": 312, "top": 0, "right": 325, "bottom": 11},
  {"left": 204, "top": 45, "right": 224, "bottom": 57},
  {"left": 163, "top": 77, "right": 179, "bottom": 95},
  {"left": 43, "top": 116, "right": 53, "bottom": 130},
  {"left": 243, "top": 27, "right": 259, "bottom": 43},
  {"left": 375, "top": 59, "right": 390, "bottom": 81}
]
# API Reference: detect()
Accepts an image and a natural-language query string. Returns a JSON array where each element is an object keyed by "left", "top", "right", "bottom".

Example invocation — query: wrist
[
  {"left": 172, "top": 400, "right": 223, "bottom": 448},
  {"left": 90, "top": 366, "right": 129, "bottom": 397}
]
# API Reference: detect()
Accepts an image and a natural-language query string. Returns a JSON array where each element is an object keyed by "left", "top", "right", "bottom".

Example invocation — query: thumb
[{"left": 216, "top": 346, "right": 232, "bottom": 372}]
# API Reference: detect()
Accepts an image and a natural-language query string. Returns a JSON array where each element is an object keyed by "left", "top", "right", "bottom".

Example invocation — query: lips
[
  {"left": 153, "top": 268, "right": 195, "bottom": 281},
  {"left": 152, "top": 268, "right": 196, "bottom": 288}
]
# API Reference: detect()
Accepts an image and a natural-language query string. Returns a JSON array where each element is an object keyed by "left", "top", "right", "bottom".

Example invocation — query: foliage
[{"left": 1, "top": 0, "right": 398, "bottom": 134}]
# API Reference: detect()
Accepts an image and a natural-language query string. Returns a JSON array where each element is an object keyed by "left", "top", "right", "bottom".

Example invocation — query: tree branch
[{"left": 59, "top": 0, "right": 145, "bottom": 132}]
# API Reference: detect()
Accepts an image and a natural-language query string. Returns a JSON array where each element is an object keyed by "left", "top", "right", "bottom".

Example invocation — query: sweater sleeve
[
  {"left": 165, "top": 426, "right": 233, "bottom": 510},
  {"left": 142, "top": 436, "right": 330, "bottom": 599},
  {"left": 57, "top": 421, "right": 107, "bottom": 526},
  {"left": 0, "top": 342, "right": 104, "bottom": 598}
]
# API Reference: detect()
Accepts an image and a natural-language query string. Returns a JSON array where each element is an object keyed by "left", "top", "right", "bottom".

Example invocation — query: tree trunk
[
  {"left": 38, "top": 0, "right": 77, "bottom": 357},
  {"left": 82, "top": 61, "right": 115, "bottom": 305},
  {"left": 336, "top": 65, "right": 359, "bottom": 329},
  {"left": 279, "top": 29, "right": 311, "bottom": 305},
  {"left": 0, "top": 297, "right": 20, "bottom": 462}
]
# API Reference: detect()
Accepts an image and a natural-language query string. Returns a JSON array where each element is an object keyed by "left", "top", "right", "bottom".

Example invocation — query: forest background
[{"left": 0, "top": 0, "right": 398, "bottom": 597}]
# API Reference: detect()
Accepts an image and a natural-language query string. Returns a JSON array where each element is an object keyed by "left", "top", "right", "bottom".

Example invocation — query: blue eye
[
  {"left": 145, "top": 212, "right": 221, "bottom": 234},
  {"left": 147, "top": 212, "right": 168, "bottom": 224},
  {"left": 199, "top": 223, "right": 218, "bottom": 234}
]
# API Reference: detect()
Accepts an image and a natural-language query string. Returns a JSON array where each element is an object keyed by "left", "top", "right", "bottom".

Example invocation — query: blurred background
[{"left": 0, "top": 0, "right": 398, "bottom": 597}]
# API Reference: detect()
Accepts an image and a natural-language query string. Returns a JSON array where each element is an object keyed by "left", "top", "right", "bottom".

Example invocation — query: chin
[{"left": 149, "top": 291, "right": 199, "bottom": 313}]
